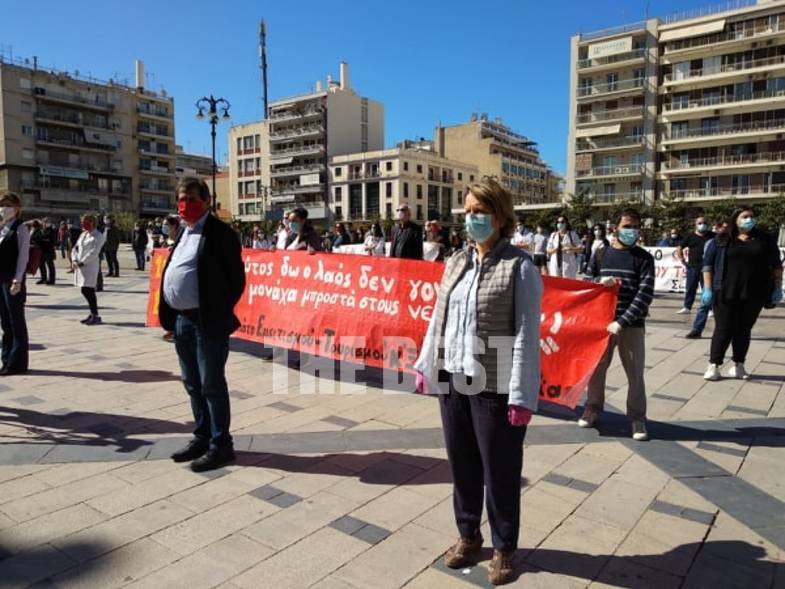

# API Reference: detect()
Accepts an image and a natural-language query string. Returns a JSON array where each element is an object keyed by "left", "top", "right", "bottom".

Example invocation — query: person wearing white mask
[
  {"left": 0, "top": 192, "right": 30, "bottom": 374},
  {"left": 510, "top": 221, "right": 533, "bottom": 253},
  {"left": 546, "top": 216, "right": 582, "bottom": 278}
]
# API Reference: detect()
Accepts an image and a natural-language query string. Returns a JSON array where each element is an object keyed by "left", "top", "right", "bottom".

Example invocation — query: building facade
[
  {"left": 434, "top": 115, "right": 562, "bottom": 212},
  {"left": 267, "top": 62, "right": 383, "bottom": 222},
  {"left": 175, "top": 145, "right": 213, "bottom": 178},
  {"left": 329, "top": 140, "right": 479, "bottom": 223},
  {"left": 0, "top": 55, "right": 175, "bottom": 219},
  {"left": 228, "top": 120, "right": 269, "bottom": 222},
  {"left": 567, "top": 0, "right": 785, "bottom": 208}
]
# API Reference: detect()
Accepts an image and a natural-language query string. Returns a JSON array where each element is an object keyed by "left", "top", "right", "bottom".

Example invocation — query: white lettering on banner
[
  {"left": 335, "top": 241, "right": 441, "bottom": 260},
  {"left": 588, "top": 36, "right": 633, "bottom": 58}
]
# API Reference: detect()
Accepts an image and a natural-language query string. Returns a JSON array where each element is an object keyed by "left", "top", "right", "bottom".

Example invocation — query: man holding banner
[
  {"left": 581, "top": 208, "right": 654, "bottom": 442},
  {"left": 159, "top": 177, "right": 246, "bottom": 472}
]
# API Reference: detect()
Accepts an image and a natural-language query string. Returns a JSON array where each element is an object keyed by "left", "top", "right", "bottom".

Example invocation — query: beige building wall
[{"left": 228, "top": 120, "right": 269, "bottom": 221}]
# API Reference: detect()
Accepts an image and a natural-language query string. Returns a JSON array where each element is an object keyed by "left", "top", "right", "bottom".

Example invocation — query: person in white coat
[
  {"left": 546, "top": 215, "right": 583, "bottom": 278},
  {"left": 72, "top": 214, "right": 106, "bottom": 325}
]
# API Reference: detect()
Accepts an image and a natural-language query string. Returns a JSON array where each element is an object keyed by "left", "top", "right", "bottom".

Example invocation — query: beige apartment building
[
  {"left": 175, "top": 145, "right": 213, "bottom": 178},
  {"left": 267, "top": 62, "right": 383, "bottom": 222},
  {"left": 434, "top": 115, "right": 562, "bottom": 212},
  {"left": 567, "top": 0, "right": 785, "bottom": 208},
  {"left": 0, "top": 55, "right": 175, "bottom": 219},
  {"left": 329, "top": 139, "right": 478, "bottom": 223},
  {"left": 228, "top": 120, "right": 269, "bottom": 221}
]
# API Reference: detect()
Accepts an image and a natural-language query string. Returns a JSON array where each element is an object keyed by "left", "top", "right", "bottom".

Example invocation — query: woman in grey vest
[
  {"left": 0, "top": 192, "right": 30, "bottom": 374},
  {"left": 414, "top": 177, "right": 542, "bottom": 585}
]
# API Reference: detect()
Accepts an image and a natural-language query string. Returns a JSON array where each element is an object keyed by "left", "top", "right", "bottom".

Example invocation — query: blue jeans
[
  {"left": 692, "top": 301, "right": 710, "bottom": 334},
  {"left": 683, "top": 266, "right": 702, "bottom": 310},
  {"left": 134, "top": 249, "right": 146, "bottom": 270},
  {"left": 174, "top": 312, "right": 232, "bottom": 448}
]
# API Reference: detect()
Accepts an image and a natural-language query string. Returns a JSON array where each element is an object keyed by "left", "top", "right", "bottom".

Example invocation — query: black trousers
[
  {"left": 39, "top": 251, "right": 55, "bottom": 284},
  {"left": 710, "top": 297, "right": 764, "bottom": 365},
  {"left": 439, "top": 373, "right": 527, "bottom": 551},
  {"left": 81, "top": 287, "right": 98, "bottom": 316},
  {"left": 105, "top": 249, "right": 119, "bottom": 276},
  {"left": 0, "top": 278, "right": 28, "bottom": 371}
]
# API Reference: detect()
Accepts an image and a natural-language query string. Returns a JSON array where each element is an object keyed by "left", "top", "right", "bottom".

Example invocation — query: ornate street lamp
[{"left": 195, "top": 95, "right": 231, "bottom": 212}]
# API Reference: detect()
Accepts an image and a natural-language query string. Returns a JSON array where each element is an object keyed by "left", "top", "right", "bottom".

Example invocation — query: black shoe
[
  {"left": 171, "top": 439, "right": 209, "bottom": 463},
  {"left": 85, "top": 315, "right": 102, "bottom": 325},
  {"left": 190, "top": 446, "right": 235, "bottom": 472},
  {"left": 685, "top": 331, "right": 702, "bottom": 339},
  {"left": 0, "top": 367, "right": 27, "bottom": 376},
  {"left": 35, "top": 280, "right": 46, "bottom": 285},
  {"left": 80, "top": 315, "right": 93, "bottom": 324}
]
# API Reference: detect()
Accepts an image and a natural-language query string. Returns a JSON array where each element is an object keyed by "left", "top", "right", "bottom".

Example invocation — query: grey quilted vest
[{"left": 431, "top": 238, "right": 527, "bottom": 393}]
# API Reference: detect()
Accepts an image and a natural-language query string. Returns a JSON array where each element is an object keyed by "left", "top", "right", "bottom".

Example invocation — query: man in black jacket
[
  {"left": 159, "top": 177, "right": 246, "bottom": 472},
  {"left": 389, "top": 204, "right": 423, "bottom": 259}
]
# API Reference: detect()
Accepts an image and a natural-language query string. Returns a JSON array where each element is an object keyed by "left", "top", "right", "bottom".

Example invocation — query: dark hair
[
  {"left": 291, "top": 207, "right": 308, "bottom": 220},
  {"left": 335, "top": 222, "right": 346, "bottom": 234},
  {"left": 176, "top": 176, "right": 211, "bottom": 201},
  {"left": 556, "top": 215, "right": 571, "bottom": 231},
  {"left": 0, "top": 191, "right": 22, "bottom": 208},
  {"left": 613, "top": 208, "right": 641, "bottom": 226},
  {"left": 592, "top": 223, "right": 606, "bottom": 239},
  {"left": 728, "top": 206, "right": 756, "bottom": 239},
  {"left": 372, "top": 222, "right": 383, "bottom": 238}
]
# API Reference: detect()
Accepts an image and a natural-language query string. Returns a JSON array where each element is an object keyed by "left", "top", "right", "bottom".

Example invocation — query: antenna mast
[{"left": 259, "top": 19, "right": 268, "bottom": 118}]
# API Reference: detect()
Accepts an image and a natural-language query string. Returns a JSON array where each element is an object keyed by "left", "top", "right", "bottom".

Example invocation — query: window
[
  {"left": 335, "top": 167, "right": 342, "bottom": 177},
  {"left": 416, "top": 204, "right": 423, "bottom": 220},
  {"left": 603, "top": 184, "right": 616, "bottom": 198},
  {"left": 22, "top": 148, "right": 33, "bottom": 160},
  {"left": 238, "top": 182, "right": 244, "bottom": 195},
  {"left": 416, "top": 184, "right": 423, "bottom": 199},
  {"left": 671, "top": 121, "right": 689, "bottom": 139},
  {"left": 236, "top": 138, "right": 242, "bottom": 152},
  {"left": 335, "top": 206, "right": 343, "bottom": 219},
  {"left": 336, "top": 186, "right": 342, "bottom": 199},
  {"left": 245, "top": 181, "right": 255, "bottom": 194},
  {"left": 732, "top": 174, "right": 750, "bottom": 195},
  {"left": 20, "top": 101, "right": 31, "bottom": 113},
  {"left": 701, "top": 117, "right": 720, "bottom": 135},
  {"left": 386, "top": 182, "right": 392, "bottom": 198},
  {"left": 403, "top": 162, "right": 409, "bottom": 171},
  {"left": 470, "top": 175, "right": 475, "bottom": 182},
  {"left": 254, "top": 134, "right": 260, "bottom": 149},
  {"left": 403, "top": 182, "right": 409, "bottom": 198},
  {"left": 21, "top": 125, "right": 33, "bottom": 137},
  {"left": 385, "top": 161, "right": 392, "bottom": 172},
  {"left": 386, "top": 202, "right": 393, "bottom": 218},
  {"left": 633, "top": 69, "right": 645, "bottom": 86},
  {"left": 243, "top": 136, "right": 254, "bottom": 150},
  {"left": 19, "top": 78, "right": 31, "bottom": 89},
  {"left": 457, "top": 172, "right": 463, "bottom": 181},
  {"left": 606, "top": 73, "right": 619, "bottom": 92},
  {"left": 416, "top": 164, "right": 423, "bottom": 174}
]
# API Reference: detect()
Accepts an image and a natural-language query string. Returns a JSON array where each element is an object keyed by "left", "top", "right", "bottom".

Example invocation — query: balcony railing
[
  {"left": 137, "top": 125, "right": 170, "bottom": 137},
  {"left": 590, "top": 191, "right": 645, "bottom": 204},
  {"left": 668, "top": 183, "right": 785, "bottom": 200},
  {"left": 576, "top": 163, "right": 645, "bottom": 178},
  {"left": 579, "top": 22, "right": 647, "bottom": 42},
  {"left": 35, "top": 137, "right": 116, "bottom": 152},
  {"left": 664, "top": 15, "right": 785, "bottom": 53},
  {"left": 271, "top": 183, "right": 325, "bottom": 195},
  {"left": 269, "top": 107, "right": 323, "bottom": 122},
  {"left": 664, "top": 54, "right": 785, "bottom": 84},
  {"left": 270, "top": 144, "right": 326, "bottom": 157},
  {"left": 577, "top": 48, "right": 646, "bottom": 70},
  {"left": 577, "top": 107, "right": 643, "bottom": 124},
  {"left": 35, "top": 88, "right": 113, "bottom": 109},
  {"left": 576, "top": 135, "right": 645, "bottom": 151},
  {"left": 139, "top": 165, "right": 171, "bottom": 174},
  {"left": 663, "top": 117, "right": 785, "bottom": 141},
  {"left": 662, "top": 150, "right": 785, "bottom": 171},
  {"left": 271, "top": 163, "right": 324, "bottom": 177},
  {"left": 136, "top": 106, "right": 170, "bottom": 118},
  {"left": 140, "top": 199, "right": 173, "bottom": 210},
  {"left": 269, "top": 125, "right": 325, "bottom": 141},
  {"left": 664, "top": 87, "right": 785, "bottom": 112},
  {"left": 578, "top": 78, "right": 646, "bottom": 97}
]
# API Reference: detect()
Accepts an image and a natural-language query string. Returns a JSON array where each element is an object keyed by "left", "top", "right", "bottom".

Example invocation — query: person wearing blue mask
[
  {"left": 580, "top": 208, "right": 655, "bottom": 442},
  {"left": 414, "top": 177, "right": 542, "bottom": 585},
  {"left": 702, "top": 207, "right": 783, "bottom": 381},
  {"left": 284, "top": 208, "right": 322, "bottom": 252}
]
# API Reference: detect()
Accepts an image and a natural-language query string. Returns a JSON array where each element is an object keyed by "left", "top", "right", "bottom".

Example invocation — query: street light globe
[
  {"left": 196, "top": 109, "right": 205, "bottom": 120},
  {"left": 222, "top": 110, "right": 231, "bottom": 121}
]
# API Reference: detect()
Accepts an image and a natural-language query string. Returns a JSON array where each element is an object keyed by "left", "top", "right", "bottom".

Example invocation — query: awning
[
  {"left": 575, "top": 124, "right": 621, "bottom": 138},
  {"left": 660, "top": 19, "right": 725, "bottom": 42},
  {"left": 83, "top": 128, "right": 119, "bottom": 147}
]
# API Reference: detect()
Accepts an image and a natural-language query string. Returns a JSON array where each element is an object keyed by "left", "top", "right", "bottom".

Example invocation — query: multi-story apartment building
[
  {"left": 175, "top": 145, "right": 213, "bottom": 178},
  {"left": 567, "top": 0, "right": 785, "bottom": 208},
  {"left": 267, "top": 62, "right": 383, "bottom": 222},
  {"left": 228, "top": 120, "right": 269, "bottom": 221},
  {"left": 434, "top": 115, "right": 562, "bottom": 212},
  {"left": 329, "top": 139, "right": 478, "bottom": 223},
  {"left": 0, "top": 55, "right": 175, "bottom": 219}
]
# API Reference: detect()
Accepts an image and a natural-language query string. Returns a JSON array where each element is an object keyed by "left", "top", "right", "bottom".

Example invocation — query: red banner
[{"left": 148, "top": 249, "right": 617, "bottom": 408}]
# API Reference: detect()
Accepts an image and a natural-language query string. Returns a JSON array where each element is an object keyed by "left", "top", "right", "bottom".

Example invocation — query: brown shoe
[
  {"left": 444, "top": 533, "right": 483, "bottom": 569},
  {"left": 488, "top": 549, "right": 516, "bottom": 585}
]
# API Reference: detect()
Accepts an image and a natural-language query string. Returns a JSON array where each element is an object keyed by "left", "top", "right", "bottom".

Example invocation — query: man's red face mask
[{"left": 178, "top": 198, "right": 205, "bottom": 224}]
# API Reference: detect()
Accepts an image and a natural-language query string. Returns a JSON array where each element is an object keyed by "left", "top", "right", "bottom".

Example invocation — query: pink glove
[
  {"left": 508, "top": 405, "right": 533, "bottom": 427},
  {"left": 415, "top": 371, "right": 427, "bottom": 395}
]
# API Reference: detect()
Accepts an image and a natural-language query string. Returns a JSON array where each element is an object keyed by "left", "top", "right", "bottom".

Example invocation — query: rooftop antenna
[{"left": 259, "top": 19, "right": 269, "bottom": 119}]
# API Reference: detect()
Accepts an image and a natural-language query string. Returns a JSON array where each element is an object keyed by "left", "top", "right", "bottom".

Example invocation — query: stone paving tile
[
  {"left": 0, "top": 543, "right": 77, "bottom": 587},
  {"left": 11, "top": 395, "right": 45, "bottom": 406},
  {"left": 3, "top": 503, "right": 107, "bottom": 554}
]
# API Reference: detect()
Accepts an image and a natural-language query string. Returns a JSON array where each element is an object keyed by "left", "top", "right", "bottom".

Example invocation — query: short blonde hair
[
  {"left": 81, "top": 213, "right": 97, "bottom": 225},
  {"left": 465, "top": 177, "right": 515, "bottom": 238},
  {"left": 0, "top": 191, "right": 22, "bottom": 209}
]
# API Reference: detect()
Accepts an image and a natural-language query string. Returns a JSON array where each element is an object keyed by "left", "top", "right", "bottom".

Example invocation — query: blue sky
[{"left": 3, "top": 0, "right": 724, "bottom": 174}]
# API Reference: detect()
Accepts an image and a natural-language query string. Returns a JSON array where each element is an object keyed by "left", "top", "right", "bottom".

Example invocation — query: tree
[
  {"left": 705, "top": 197, "right": 738, "bottom": 225},
  {"left": 651, "top": 195, "right": 689, "bottom": 234},
  {"left": 565, "top": 191, "right": 596, "bottom": 231},
  {"left": 758, "top": 194, "right": 785, "bottom": 235}
]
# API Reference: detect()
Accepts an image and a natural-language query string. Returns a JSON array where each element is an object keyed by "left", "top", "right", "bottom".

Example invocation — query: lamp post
[{"left": 195, "top": 95, "right": 231, "bottom": 212}]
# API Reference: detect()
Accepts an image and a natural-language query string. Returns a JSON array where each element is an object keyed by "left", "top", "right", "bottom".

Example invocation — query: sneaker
[
  {"left": 726, "top": 363, "right": 749, "bottom": 380},
  {"left": 190, "top": 446, "right": 235, "bottom": 472},
  {"left": 85, "top": 315, "right": 102, "bottom": 325},
  {"left": 677, "top": 307, "right": 691, "bottom": 315},
  {"left": 708, "top": 310, "right": 714, "bottom": 318},
  {"left": 703, "top": 363, "right": 721, "bottom": 381},
  {"left": 684, "top": 331, "right": 702, "bottom": 339},
  {"left": 444, "top": 532, "right": 483, "bottom": 569},
  {"left": 488, "top": 549, "right": 516, "bottom": 586},
  {"left": 577, "top": 407, "right": 599, "bottom": 428},
  {"left": 171, "top": 439, "right": 209, "bottom": 463},
  {"left": 80, "top": 315, "right": 92, "bottom": 324},
  {"left": 631, "top": 419, "right": 649, "bottom": 441}
]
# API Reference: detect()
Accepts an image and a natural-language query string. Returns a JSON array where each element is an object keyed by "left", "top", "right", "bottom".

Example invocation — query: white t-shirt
[{"left": 511, "top": 229, "right": 534, "bottom": 251}]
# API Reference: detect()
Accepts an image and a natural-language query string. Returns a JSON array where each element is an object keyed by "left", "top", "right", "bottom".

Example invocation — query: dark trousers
[
  {"left": 59, "top": 240, "right": 67, "bottom": 259},
  {"left": 439, "top": 373, "right": 526, "bottom": 551},
  {"left": 105, "top": 249, "right": 119, "bottom": 276},
  {"left": 710, "top": 297, "right": 764, "bottom": 365},
  {"left": 134, "top": 249, "right": 145, "bottom": 270},
  {"left": 0, "top": 279, "right": 28, "bottom": 371},
  {"left": 174, "top": 312, "right": 232, "bottom": 448},
  {"left": 39, "top": 251, "right": 56, "bottom": 284},
  {"left": 81, "top": 287, "right": 98, "bottom": 316},
  {"left": 683, "top": 266, "right": 702, "bottom": 310}
]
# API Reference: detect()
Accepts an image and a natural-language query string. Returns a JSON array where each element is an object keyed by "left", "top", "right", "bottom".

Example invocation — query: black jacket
[
  {"left": 390, "top": 221, "right": 423, "bottom": 259},
  {"left": 158, "top": 214, "right": 246, "bottom": 338},
  {"left": 132, "top": 229, "right": 148, "bottom": 250}
]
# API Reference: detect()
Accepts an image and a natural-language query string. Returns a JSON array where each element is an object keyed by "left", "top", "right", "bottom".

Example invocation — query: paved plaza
[{"left": 0, "top": 248, "right": 784, "bottom": 588}]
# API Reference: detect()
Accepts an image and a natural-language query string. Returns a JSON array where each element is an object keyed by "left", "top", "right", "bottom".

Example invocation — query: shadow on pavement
[
  {"left": 27, "top": 304, "right": 116, "bottom": 311},
  {"left": 0, "top": 538, "right": 111, "bottom": 587},
  {"left": 26, "top": 369, "right": 179, "bottom": 383}
]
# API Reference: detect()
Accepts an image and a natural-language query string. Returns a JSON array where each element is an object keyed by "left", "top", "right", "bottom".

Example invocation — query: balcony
[
  {"left": 34, "top": 88, "right": 113, "bottom": 111},
  {"left": 35, "top": 137, "right": 116, "bottom": 153},
  {"left": 668, "top": 183, "right": 785, "bottom": 201},
  {"left": 137, "top": 125, "right": 170, "bottom": 138},
  {"left": 576, "top": 162, "right": 645, "bottom": 179},
  {"left": 270, "top": 144, "right": 326, "bottom": 159},
  {"left": 269, "top": 107, "right": 323, "bottom": 123},
  {"left": 577, "top": 107, "right": 643, "bottom": 125},
  {"left": 662, "top": 118, "right": 785, "bottom": 145},
  {"left": 37, "top": 161, "right": 124, "bottom": 177},
  {"left": 34, "top": 112, "right": 112, "bottom": 130},
  {"left": 576, "top": 135, "right": 645, "bottom": 152},
  {"left": 664, "top": 54, "right": 785, "bottom": 86},
  {"left": 577, "top": 48, "right": 646, "bottom": 71},
  {"left": 237, "top": 169, "right": 261, "bottom": 178},
  {"left": 663, "top": 88, "right": 785, "bottom": 115},
  {"left": 661, "top": 150, "right": 785, "bottom": 173},
  {"left": 663, "top": 17, "right": 785, "bottom": 56},
  {"left": 136, "top": 106, "right": 171, "bottom": 120},
  {"left": 140, "top": 199, "right": 173, "bottom": 212},
  {"left": 592, "top": 190, "right": 645, "bottom": 204},
  {"left": 578, "top": 78, "right": 646, "bottom": 100},
  {"left": 139, "top": 147, "right": 175, "bottom": 159},
  {"left": 269, "top": 125, "right": 325, "bottom": 143},
  {"left": 271, "top": 163, "right": 325, "bottom": 178},
  {"left": 271, "top": 183, "right": 325, "bottom": 196},
  {"left": 140, "top": 184, "right": 173, "bottom": 194},
  {"left": 139, "top": 165, "right": 172, "bottom": 176}
]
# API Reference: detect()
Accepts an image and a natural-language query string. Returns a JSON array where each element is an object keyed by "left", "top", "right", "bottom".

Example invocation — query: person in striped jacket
[{"left": 580, "top": 207, "right": 655, "bottom": 441}]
